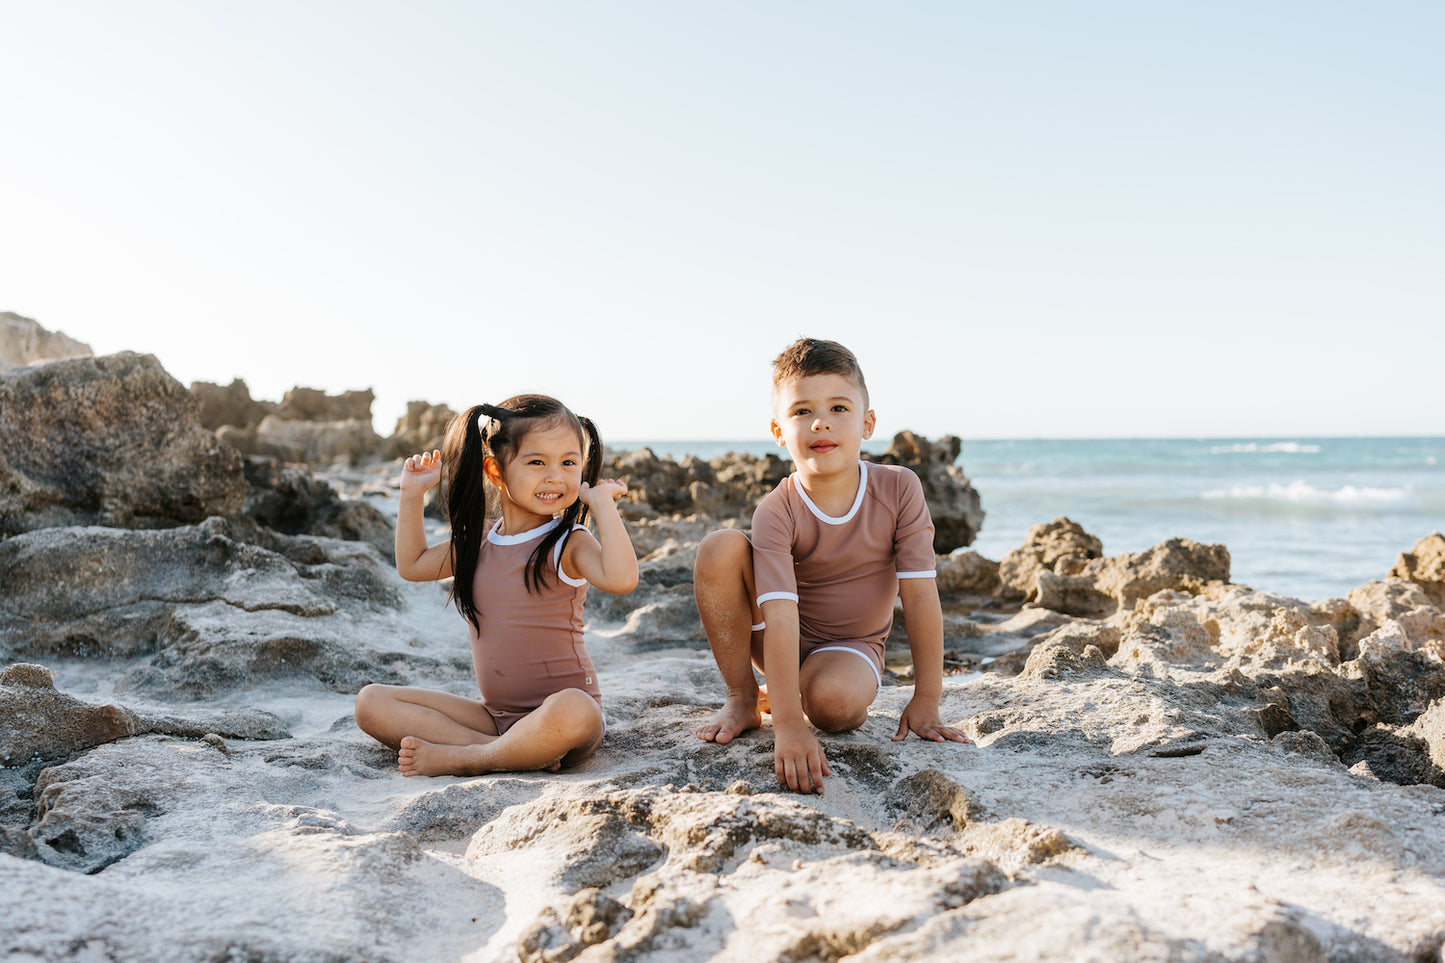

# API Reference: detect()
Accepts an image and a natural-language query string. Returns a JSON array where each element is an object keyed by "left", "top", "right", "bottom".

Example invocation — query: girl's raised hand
[
  {"left": 578, "top": 478, "right": 626, "bottom": 509},
  {"left": 400, "top": 450, "right": 443, "bottom": 494}
]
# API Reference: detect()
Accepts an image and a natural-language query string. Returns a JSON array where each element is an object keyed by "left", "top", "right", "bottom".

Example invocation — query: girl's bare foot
[
  {"left": 696, "top": 695, "right": 763, "bottom": 744},
  {"left": 398, "top": 736, "right": 489, "bottom": 777}
]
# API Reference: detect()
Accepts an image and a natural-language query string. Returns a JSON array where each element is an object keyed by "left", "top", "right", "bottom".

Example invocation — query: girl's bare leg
[
  {"left": 396, "top": 688, "right": 605, "bottom": 778},
  {"left": 354, "top": 683, "right": 499, "bottom": 750},
  {"left": 694, "top": 530, "right": 765, "bottom": 743}
]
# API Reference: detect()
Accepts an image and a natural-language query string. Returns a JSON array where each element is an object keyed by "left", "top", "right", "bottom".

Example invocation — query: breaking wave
[
  {"left": 1200, "top": 481, "right": 1416, "bottom": 511},
  {"left": 1209, "top": 442, "right": 1323, "bottom": 455}
]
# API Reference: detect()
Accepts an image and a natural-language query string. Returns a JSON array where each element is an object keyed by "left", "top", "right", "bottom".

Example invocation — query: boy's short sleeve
[
  {"left": 751, "top": 492, "right": 800, "bottom": 605},
  {"left": 894, "top": 469, "right": 937, "bottom": 579}
]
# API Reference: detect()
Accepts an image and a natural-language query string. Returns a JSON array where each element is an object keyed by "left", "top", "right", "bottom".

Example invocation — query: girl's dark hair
[{"left": 441, "top": 394, "right": 603, "bottom": 633}]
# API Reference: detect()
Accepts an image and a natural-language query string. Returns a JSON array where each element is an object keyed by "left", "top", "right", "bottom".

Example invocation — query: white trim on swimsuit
[
  {"left": 794, "top": 461, "right": 869, "bottom": 525},
  {"left": 805, "top": 645, "right": 882, "bottom": 691},
  {"left": 487, "top": 517, "right": 560, "bottom": 545},
  {"left": 553, "top": 524, "right": 590, "bottom": 588}
]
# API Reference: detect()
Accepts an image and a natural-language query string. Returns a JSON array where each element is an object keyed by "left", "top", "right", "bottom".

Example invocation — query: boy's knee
[
  {"left": 695, "top": 529, "right": 750, "bottom": 580},
  {"left": 801, "top": 679, "right": 871, "bottom": 733}
]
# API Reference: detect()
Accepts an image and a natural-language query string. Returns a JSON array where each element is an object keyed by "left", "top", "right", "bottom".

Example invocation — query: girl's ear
[{"left": 483, "top": 455, "right": 505, "bottom": 489}]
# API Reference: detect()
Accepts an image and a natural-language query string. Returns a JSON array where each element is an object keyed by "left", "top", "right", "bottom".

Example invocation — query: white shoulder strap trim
[
  {"left": 487, "top": 517, "right": 562, "bottom": 546},
  {"left": 554, "top": 523, "right": 589, "bottom": 587}
]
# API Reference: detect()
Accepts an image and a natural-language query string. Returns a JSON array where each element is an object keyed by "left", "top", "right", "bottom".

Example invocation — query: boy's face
[{"left": 770, "top": 372, "right": 876, "bottom": 478}]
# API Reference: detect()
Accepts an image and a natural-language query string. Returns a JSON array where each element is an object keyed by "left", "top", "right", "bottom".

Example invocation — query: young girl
[{"left": 355, "top": 394, "right": 638, "bottom": 777}]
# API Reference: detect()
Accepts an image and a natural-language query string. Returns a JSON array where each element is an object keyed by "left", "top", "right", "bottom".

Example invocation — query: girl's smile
[{"left": 486, "top": 424, "right": 586, "bottom": 530}]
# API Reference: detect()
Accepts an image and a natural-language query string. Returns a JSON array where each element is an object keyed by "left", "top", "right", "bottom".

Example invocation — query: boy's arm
[
  {"left": 761, "top": 599, "right": 831, "bottom": 794},
  {"left": 892, "top": 577, "right": 969, "bottom": 743}
]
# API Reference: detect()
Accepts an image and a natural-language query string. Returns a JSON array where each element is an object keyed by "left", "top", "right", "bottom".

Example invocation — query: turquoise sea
[{"left": 612, "top": 437, "right": 1444, "bottom": 604}]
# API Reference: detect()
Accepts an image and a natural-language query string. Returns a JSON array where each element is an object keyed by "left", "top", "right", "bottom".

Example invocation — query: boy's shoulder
[{"left": 861, "top": 460, "right": 926, "bottom": 503}]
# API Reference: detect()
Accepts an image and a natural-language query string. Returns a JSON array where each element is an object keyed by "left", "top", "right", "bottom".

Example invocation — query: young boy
[{"left": 694, "top": 337, "right": 968, "bottom": 794}]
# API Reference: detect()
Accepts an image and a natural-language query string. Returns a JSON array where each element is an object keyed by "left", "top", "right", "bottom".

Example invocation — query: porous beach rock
[
  {"left": 189, "top": 378, "right": 276, "bottom": 430},
  {"left": 1390, "top": 531, "right": 1445, "bottom": 608},
  {"left": 0, "top": 312, "right": 92, "bottom": 371},
  {"left": 389, "top": 399, "right": 458, "bottom": 457},
  {"left": 0, "top": 352, "right": 247, "bottom": 536},
  {"left": 196, "top": 382, "right": 387, "bottom": 464},
  {"left": 220, "top": 413, "right": 384, "bottom": 465},
  {"left": 0, "top": 664, "right": 140, "bottom": 765},
  {"left": 0, "top": 516, "right": 406, "bottom": 696},
  {"left": 0, "top": 663, "right": 287, "bottom": 768},
  {"left": 273, "top": 386, "right": 377, "bottom": 423},
  {"left": 998, "top": 518, "right": 1229, "bottom": 617},
  {"left": 241, "top": 457, "right": 394, "bottom": 560},
  {"left": 1344, "top": 578, "right": 1445, "bottom": 658},
  {"left": 934, "top": 550, "right": 1001, "bottom": 597},
  {"left": 996, "top": 517, "right": 1104, "bottom": 603},
  {"left": 869, "top": 431, "right": 985, "bottom": 552}
]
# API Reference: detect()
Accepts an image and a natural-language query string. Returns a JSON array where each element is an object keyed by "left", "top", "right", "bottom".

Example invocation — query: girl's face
[{"left": 485, "top": 423, "right": 586, "bottom": 524}]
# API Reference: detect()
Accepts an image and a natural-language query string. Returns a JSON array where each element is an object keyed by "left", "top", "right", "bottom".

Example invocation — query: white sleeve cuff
[
  {"left": 896, "top": 570, "right": 936, "bottom": 579},
  {"left": 757, "top": 591, "right": 799, "bottom": 606}
]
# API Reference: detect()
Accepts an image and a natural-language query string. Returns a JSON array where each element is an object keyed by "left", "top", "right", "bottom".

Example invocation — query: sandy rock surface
[{"left": 2, "top": 344, "right": 1443, "bottom": 962}]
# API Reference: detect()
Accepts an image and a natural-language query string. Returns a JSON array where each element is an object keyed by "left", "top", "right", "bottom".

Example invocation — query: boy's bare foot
[
  {"left": 696, "top": 695, "right": 763, "bottom": 744},
  {"left": 398, "top": 736, "right": 489, "bottom": 777}
]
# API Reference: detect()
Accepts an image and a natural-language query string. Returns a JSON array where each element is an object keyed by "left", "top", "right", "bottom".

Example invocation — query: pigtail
[
  {"left": 443, "top": 405, "right": 492, "bottom": 633},
  {"left": 577, "top": 416, "right": 603, "bottom": 528}
]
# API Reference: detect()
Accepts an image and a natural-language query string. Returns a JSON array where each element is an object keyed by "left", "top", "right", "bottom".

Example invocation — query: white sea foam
[
  {"left": 1200, "top": 481, "right": 1416, "bottom": 510},
  {"left": 1209, "top": 442, "right": 1322, "bottom": 455}
]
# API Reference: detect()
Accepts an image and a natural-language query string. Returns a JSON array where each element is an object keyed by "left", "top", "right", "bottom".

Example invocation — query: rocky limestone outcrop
[
  {"left": 241, "top": 457, "right": 395, "bottom": 560},
  {"left": 997, "top": 517, "right": 1104, "bottom": 603},
  {"left": 869, "top": 431, "right": 985, "bottom": 552},
  {"left": 1391, "top": 531, "right": 1445, "bottom": 608},
  {"left": 996, "top": 517, "right": 1229, "bottom": 617},
  {"left": 389, "top": 400, "right": 458, "bottom": 458},
  {"left": 0, "top": 352, "right": 248, "bottom": 537},
  {"left": 0, "top": 516, "right": 410, "bottom": 698},
  {"left": 0, "top": 312, "right": 92, "bottom": 372},
  {"left": 273, "top": 386, "right": 376, "bottom": 423},
  {"left": 196, "top": 382, "right": 387, "bottom": 465},
  {"left": 190, "top": 378, "right": 275, "bottom": 430}
]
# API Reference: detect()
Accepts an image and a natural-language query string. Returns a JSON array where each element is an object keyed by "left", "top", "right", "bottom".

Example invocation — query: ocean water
[{"left": 612, "top": 437, "right": 1444, "bottom": 603}]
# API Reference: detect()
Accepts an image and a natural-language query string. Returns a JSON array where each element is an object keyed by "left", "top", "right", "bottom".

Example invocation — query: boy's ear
[
  {"left": 482, "top": 456, "right": 504, "bottom": 488},
  {"left": 863, "top": 409, "right": 877, "bottom": 440},
  {"left": 770, "top": 419, "right": 786, "bottom": 446}
]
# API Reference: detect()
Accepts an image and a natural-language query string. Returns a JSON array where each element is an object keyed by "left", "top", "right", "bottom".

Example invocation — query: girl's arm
[
  {"left": 395, "top": 450, "right": 454, "bottom": 582},
  {"left": 562, "top": 479, "right": 638, "bottom": 593}
]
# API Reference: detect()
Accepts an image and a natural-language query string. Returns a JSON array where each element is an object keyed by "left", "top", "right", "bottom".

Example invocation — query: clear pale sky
[{"left": 3, "top": 2, "right": 1441, "bottom": 441}]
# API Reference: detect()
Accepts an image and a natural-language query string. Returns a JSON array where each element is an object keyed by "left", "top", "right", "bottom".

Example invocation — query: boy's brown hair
[{"left": 771, "top": 338, "right": 870, "bottom": 407}]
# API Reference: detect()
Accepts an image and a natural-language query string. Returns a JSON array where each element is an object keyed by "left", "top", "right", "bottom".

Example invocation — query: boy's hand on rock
[
  {"left": 892, "top": 699, "right": 971, "bottom": 743},
  {"left": 774, "top": 721, "right": 830, "bottom": 794}
]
